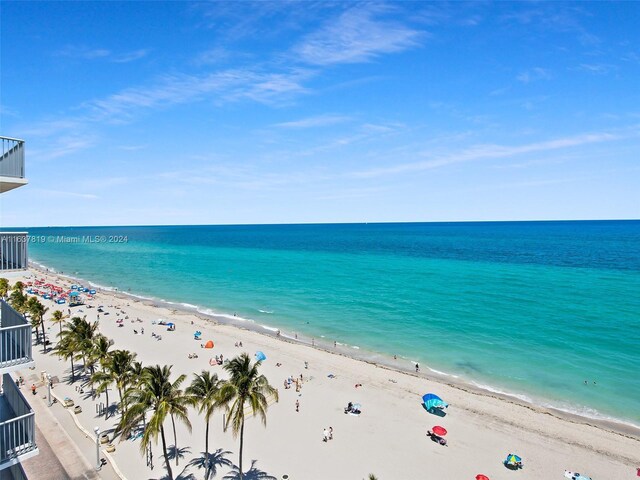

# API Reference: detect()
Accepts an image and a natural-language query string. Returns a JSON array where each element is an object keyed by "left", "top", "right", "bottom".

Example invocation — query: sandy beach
[{"left": 15, "top": 267, "right": 640, "bottom": 480}]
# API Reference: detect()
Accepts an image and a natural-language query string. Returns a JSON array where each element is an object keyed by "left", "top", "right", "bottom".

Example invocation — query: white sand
[{"left": 18, "top": 268, "right": 640, "bottom": 480}]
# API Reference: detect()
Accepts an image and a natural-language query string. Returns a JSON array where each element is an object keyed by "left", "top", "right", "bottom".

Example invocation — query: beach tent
[
  {"left": 476, "top": 475, "right": 490, "bottom": 480},
  {"left": 422, "top": 393, "right": 448, "bottom": 411},
  {"left": 255, "top": 351, "right": 266, "bottom": 361},
  {"left": 69, "top": 291, "right": 82, "bottom": 306},
  {"left": 205, "top": 340, "right": 214, "bottom": 349}
]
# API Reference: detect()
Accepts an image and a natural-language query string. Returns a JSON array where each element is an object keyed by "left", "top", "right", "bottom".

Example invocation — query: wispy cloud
[
  {"left": 32, "top": 189, "right": 98, "bottom": 200},
  {"left": 294, "top": 6, "right": 423, "bottom": 65},
  {"left": 28, "top": 135, "right": 96, "bottom": 161},
  {"left": 517, "top": 67, "right": 551, "bottom": 83},
  {"left": 577, "top": 63, "right": 615, "bottom": 75},
  {"left": 350, "top": 130, "right": 627, "bottom": 178},
  {"left": 112, "top": 49, "right": 150, "bottom": 63},
  {"left": 55, "top": 45, "right": 149, "bottom": 63},
  {"left": 274, "top": 114, "right": 352, "bottom": 129}
]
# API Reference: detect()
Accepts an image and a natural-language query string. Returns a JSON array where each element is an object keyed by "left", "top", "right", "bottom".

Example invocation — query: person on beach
[
  {"left": 416, "top": 363, "right": 420, "bottom": 373},
  {"left": 296, "top": 399, "right": 299, "bottom": 412},
  {"left": 323, "top": 428, "right": 328, "bottom": 442},
  {"left": 329, "top": 427, "right": 333, "bottom": 440},
  {"left": 31, "top": 384, "right": 36, "bottom": 395}
]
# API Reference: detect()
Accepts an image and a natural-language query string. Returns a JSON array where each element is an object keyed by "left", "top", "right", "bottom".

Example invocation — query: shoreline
[{"left": 27, "top": 260, "right": 640, "bottom": 438}]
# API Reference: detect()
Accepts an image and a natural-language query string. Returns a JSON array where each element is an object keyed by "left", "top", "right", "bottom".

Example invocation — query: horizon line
[{"left": 3, "top": 218, "right": 640, "bottom": 229}]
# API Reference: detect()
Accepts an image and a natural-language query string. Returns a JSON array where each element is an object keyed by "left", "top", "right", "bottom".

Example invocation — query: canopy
[
  {"left": 432, "top": 426, "right": 447, "bottom": 436},
  {"left": 166, "top": 322, "right": 175, "bottom": 327},
  {"left": 505, "top": 454, "right": 522, "bottom": 465},
  {"left": 476, "top": 475, "right": 490, "bottom": 480},
  {"left": 255, "top": 351, "right": 266, "bottom": 361},
  {"left": 69, "top": 292, "right": 79, "bottom": 297},
  {"left": 204, "top": 340, "right": 214, "bottom": 348},
  {"left": 423, "top": 393, "right": 448, "bottom": 410}
]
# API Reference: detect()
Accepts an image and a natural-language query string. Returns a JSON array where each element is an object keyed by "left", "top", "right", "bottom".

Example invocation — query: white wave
[
  {"left": 470, "top": 382, "right": 533, "bottom": 403},
  {"left": 260, "top": 325, "right": 279, "bottom": 333},
  {"left": 428, "top": 368, "right": 459, "bottom": 379},
  {"left": 258, "top": 309, "right": 274, "bottom": 314},
  {"left": 352, "top": 345, "right": 360, "bottom": 349}
]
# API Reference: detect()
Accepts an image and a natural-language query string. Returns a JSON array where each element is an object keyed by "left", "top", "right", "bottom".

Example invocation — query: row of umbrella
[{"left": 423, "top": 394, "right": 528, "bottom": 480}]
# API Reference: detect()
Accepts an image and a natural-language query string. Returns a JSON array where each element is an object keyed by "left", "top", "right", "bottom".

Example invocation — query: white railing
[
  {"left": 0, "top": 301, "right": 32, "bottom": 370},
  {"left": 0, "top": 233, "right": 28, "bottom": 273},
  {"left": 0, "top": 374, "right": 36, "bottom": 466},
  {"left": 0, "top": 137, "right": 25, "bottom": 179}
]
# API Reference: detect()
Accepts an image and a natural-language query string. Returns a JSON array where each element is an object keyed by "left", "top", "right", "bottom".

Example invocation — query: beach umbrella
[
  {"left": 422, "top": 393, "right": 448, "bottom": 410},
  {"left": 205, "top": 340, "right": 214, "bottom": 349},
  {"left": 166, "top": 322, "right": 175, "bottom": 327},
  {"left": 476, "top": 475, "right": 490, "bottom": 480},
  {"left": 505, "top": 454, "right": 522, "bottom": 466},
  {"left": 432, "top": 425, "right": 447, "bottom": 436},
  {"left": 255, "top": 351, "right": 267, "bottom": 361}
]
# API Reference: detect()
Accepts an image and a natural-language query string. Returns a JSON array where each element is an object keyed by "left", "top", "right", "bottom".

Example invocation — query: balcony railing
[
  {"left": 0, "top": 138, "right": 25, "bottom": 179},
  {"left": 0, "top": 234, "right": 28, "bottom": 273},
  {"left": 0, "top": 302, "right": 32, "bottom": 372},
  {"left": 0, "top": 374, "right": 37, "bottom": 468}
]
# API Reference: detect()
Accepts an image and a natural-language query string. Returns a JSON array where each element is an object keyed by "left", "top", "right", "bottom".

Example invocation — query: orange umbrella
[{"left": 432, "top": 425, "right": 447, "bottom": 436}]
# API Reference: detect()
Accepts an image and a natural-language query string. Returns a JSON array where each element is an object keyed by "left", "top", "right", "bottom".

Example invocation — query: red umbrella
[
  {"left": 432, "top": 425, "right": 447, "bottom": 436},
  {"left": 476, "top": 475, "right": 490, "bottom": 480}
]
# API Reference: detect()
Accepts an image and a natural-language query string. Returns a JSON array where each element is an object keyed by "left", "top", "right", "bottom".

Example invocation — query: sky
[{"left": 1, "top": 1, "right": 639, "bottom": 226}]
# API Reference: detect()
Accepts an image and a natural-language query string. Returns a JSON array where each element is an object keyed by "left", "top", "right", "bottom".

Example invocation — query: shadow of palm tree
[
  {"left": 222, "top": 460, "right": 277, "bottom": 480},
  {"left": 151, "top": 465, "right": 197, "bottom": 480},
  {"left": 187, "top": 448, "right": 233, "bottom": 479},
  {"left": 167, "top": 445, "right": 191, "bottom": 462}
]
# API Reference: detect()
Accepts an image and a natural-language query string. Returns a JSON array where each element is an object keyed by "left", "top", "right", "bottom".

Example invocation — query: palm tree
[
  {"left": 55, "top": 316, "right": 99, "bottom": 379},
  {"left": 368, "top": 475, "right": 379, "bottom": 480},
  {"left": 0, "top": 277, "right": 9, "bottom": 298},
  {"left": 90, "top": 335, "right": 114, "bottom": 414},
  {"left": 50, "top": 310, "right": 67, "bottom": 336},
  {"left": 54, "top": 332, "right": 78, "bottom": 383},
  {"left": 218, "top": 354, "right": 279, "bottom": 480},
  {"left": 8, "top": 287, "right": 27, "bottom": 314},
  {"left": 186, "top": 371, "right": 222, "bottom": 479},
  {"left": 111, "top": 350, "right": 137, "bottom": 415},
  {"left": 27, "top": 297, "right": 48, "bottom": 349},
  {"left": 117, "top": 365, "right": 189, "bottom": 480},
  {"left": 166, "top": 374, "right": 192, "bottom": 467}
]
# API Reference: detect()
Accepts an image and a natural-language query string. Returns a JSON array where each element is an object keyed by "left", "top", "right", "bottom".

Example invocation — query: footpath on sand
[{"left": 19, "top": 367, "right": 120, "bottom": 480}]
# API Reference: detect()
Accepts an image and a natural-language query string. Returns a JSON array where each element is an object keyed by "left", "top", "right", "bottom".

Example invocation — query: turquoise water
[{"left": 20, "top": 222, "right": 640, "bottom": 426}]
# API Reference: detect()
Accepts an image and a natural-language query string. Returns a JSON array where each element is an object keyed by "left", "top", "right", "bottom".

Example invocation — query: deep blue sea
[{"left": 21, "top": 221, "right": 640, "bottom": 427}]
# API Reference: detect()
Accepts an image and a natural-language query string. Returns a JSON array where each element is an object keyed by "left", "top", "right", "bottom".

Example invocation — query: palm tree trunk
[
  {"left": 239, "top": 418, "right": 245, "bottom": 480},
  {"left": 41, "top": 320, "right": 46, "bottom": 352},
  {"left": 70, "top": 358, "right": 75, "bottom": 383},
  {"left": 40, "top": 318, "right": 47, "bottom": 353},
  {"left": 171, "top": 413, "right": 179, "bottom": 466},
  {"left": 160, "top": 424, "right": 174, "bottom": 480},
  {"left": 117, "top": 386, "right": 124, "bottom": 416},
  {"left": 205, "top": 416, "right": 210, "bottom": 479},
  {"left": 105, "top": 388, "right": 109, "bottom": 419}
]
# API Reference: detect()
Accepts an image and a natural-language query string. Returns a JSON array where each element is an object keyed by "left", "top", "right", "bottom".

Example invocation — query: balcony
[
  {"left": 0, "top": 137, "right": 26, "bottom": 194},
  {"left": 0, "top": 235, "right": 28, "bottom": 274},
  {"left": 0, "top": 302, "right": 33, "bottom": 374},
  {"left": 0, "top": 374, "right": 37, "bottom": 471}
]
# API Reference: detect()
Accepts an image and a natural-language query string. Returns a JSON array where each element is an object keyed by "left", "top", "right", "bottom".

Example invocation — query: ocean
[{"left": 20, "top": 221, "right": 640, "bottom": 427}]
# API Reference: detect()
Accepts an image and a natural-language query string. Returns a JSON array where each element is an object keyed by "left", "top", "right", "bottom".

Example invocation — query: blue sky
[{"left": 1, "top": 1, "right": 639, "bottom": 226}]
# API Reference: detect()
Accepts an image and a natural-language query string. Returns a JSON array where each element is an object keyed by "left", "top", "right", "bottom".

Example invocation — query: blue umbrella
[
  {"left": 422, "top": 393, "right": 448, "bottom": 411},
  {"left": 255, "top": 351, "right": 266, "bottom": 361}
]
